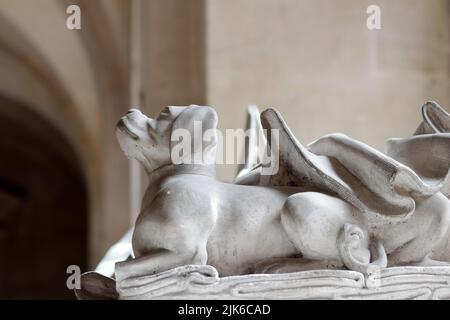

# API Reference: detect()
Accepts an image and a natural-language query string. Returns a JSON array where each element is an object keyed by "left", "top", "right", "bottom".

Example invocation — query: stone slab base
[{"left": 76, "top": 265, "right": 450, "bottom": 300}]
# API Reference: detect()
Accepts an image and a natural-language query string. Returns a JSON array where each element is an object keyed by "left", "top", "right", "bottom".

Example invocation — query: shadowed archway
[{"left": 0, "top": 96, "right": 87, "bottom": 299}]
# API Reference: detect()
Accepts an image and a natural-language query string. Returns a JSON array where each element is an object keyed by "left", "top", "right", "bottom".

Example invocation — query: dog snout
[
  {"left": 119, "top": 108, "right": 147, "bottom": 135},
  {"left": 127, "top": 108, "right": 141, "bottom": 115},
  {"left": 123, "top": 108, "right": 146, "bottom": 124}
]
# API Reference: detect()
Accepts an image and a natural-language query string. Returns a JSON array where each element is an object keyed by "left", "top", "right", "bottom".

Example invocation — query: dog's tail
[{"left": 338, "top": 223, "right": 387, "bottom": 287}]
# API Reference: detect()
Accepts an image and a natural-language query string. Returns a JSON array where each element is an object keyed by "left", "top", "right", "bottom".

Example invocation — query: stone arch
[
  {"left": 0, "top": 0, "right": 132, "bottom": 266},
  {"left": 0, "top": 95, "right": 88, "bottom": 299}
]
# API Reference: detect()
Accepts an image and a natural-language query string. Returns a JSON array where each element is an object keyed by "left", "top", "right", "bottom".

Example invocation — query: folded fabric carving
[
  {"left": 254, "top": 103, "right": 450, "bottom": 225},
  {"left": 389, "top": 102, "right": 450, "bottom": 197}
]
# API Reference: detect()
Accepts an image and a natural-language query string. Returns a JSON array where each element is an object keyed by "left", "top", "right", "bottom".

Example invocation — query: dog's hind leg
[
  {"left": 281, "top": 192, "right": 364, "bottom": 261},
  {"left": 280, "top": 192, "right": 387, "bottom": 274}
]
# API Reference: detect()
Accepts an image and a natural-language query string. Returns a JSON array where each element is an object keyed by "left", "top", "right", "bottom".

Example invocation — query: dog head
[{"left": 116, "top": 105, "right": 218, "bottom": 173}]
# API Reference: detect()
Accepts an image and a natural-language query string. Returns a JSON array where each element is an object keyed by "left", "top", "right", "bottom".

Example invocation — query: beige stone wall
[
  {"left": 141, "top": 0, "right": 206, "bottom": 115},
  {"left": 207, "top": 0, "right": 450, "bottom": 181}
]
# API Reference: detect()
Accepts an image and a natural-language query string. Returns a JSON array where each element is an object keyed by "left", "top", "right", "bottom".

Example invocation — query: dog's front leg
[{"left": 114, "top": 248, "right": 197, "bottom": 283}]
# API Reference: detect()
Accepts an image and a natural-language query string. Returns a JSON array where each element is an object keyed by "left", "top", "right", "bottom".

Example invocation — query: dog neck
[{"left": 147, "top": 163, "right": 216, "bottom": 186}]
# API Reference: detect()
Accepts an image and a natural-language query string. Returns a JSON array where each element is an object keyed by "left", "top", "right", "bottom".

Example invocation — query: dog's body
[
  {"left": 114, "top": 105, "right": 450, "bottom": 283},
  {"left": 134, "top": 171, "right": 301, "bottom": 276}
]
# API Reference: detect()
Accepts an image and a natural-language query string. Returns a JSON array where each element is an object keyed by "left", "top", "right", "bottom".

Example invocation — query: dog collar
[{"left": 147, "top": 163, "right": 216, "bottom": 184}]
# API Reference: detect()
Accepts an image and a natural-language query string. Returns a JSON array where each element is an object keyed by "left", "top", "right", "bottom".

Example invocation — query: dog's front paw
[{"left": 114, "top": 260, "right": 128, "bottom": 284}]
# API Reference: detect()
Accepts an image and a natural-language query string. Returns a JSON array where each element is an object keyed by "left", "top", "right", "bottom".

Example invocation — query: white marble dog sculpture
[{"left": 113, "top": 103, "right": 450, "bottom": 285}]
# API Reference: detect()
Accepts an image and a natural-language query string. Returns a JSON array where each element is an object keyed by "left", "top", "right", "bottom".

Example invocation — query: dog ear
[
  {"left": 147, "top": 106, "right": 186, "bottom": 133},
  {"left": 170, "top": 105, "right": 218, "bottom": 165}
]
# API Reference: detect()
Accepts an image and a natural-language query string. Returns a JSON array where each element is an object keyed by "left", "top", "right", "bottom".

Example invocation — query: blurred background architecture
[{"left": 0, "top": 0, "right": 449, "bottom": 298}]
